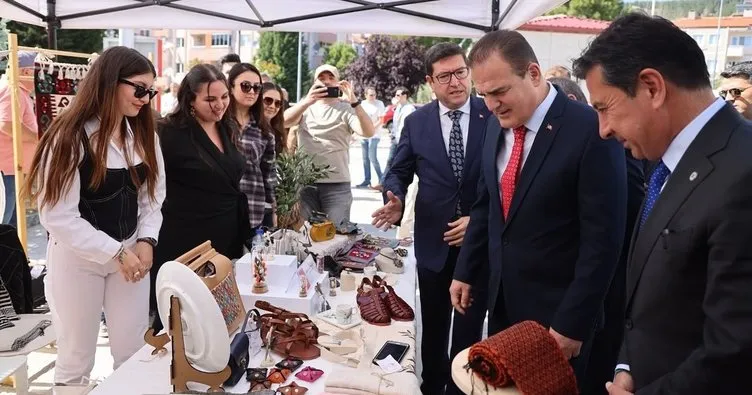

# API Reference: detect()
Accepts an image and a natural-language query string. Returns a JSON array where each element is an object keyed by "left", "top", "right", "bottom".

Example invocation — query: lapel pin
[
  {"left": 689, "top": 171, "right": 698, "bottom": 181},
  {"left": 479, "top": 114, "right": 484, "bottom": 119},
  {"left": 546, "top": 124, "right": 553, "bottom": 131}
]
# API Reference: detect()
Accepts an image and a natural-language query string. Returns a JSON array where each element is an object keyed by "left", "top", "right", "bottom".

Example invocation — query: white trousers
[{"left": 45, "top": 236, "right": 148, "bottom": 384}]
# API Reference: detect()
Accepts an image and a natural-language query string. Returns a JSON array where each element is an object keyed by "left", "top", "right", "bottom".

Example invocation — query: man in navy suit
[
  {"left": 450, "top": 30, "right": 627, "bottom": 390},
  {"left": 372, "top": 43, "right": 491, "bottom": 395}
]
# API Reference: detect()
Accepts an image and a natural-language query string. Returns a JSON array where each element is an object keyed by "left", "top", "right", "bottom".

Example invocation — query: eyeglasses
[
  {"left": 118, "top": 79, "right": 157, "bottom": 100},
  {"left": 263, "top": 97, "right": 283, "bottom": 108},
  {"left": 719, "top": 86, "right": 752, "bottom": 100},
  {"left": 239, "top": 81, "right": 262, "bottom": 94},
  {"left": 433, "top": 67, "right": 470, "bottom": 84}
]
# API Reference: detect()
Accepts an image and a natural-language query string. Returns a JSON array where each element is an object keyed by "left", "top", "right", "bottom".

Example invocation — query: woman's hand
[
  {"left": 119, "top": 248, "right": 143, "bottom": 283},
  {"left": 135, "top": 241, "right": 154, "bottom": 277}
]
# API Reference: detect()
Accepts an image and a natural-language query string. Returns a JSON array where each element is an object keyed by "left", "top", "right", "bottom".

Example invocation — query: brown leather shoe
[
  {"left": 356, "top": 278, "right": 391, "bottom": 326},
  {"left": 372, "top": 275, "right": 414, "bottom": 322}
]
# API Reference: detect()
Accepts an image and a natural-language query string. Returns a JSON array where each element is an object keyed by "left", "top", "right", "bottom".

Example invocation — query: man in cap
[
  {"left": 0, "top": 51, "right": 38, "bottom": 227},
  {"left": 284, "top": 64, "right": 374, "bottom": 225}
]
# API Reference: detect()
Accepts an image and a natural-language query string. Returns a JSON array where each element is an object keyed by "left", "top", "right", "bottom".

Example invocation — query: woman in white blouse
[{"left": 23, "top": 46, "right": 166, "bottom": 384}]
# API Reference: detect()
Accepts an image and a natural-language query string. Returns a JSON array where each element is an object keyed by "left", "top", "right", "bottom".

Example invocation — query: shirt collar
[
  {"left": 84, "top": 117, "right": 134, "bottom": 139},
  {"left": 662, "top": 98, "right": 725, "bottom": 172},
  {"left": 524, "top": 82, "right": 557, "bottom": 133},
  {"left": 438, "top": 97, "right": 472, "bottom": 117}
]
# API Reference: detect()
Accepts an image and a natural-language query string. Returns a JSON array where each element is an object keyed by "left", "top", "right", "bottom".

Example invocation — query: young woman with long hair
[
  {"left": 24, "top": 46, "right": 165, "bottom": 384},
  {"left": 150, "top": 64, "right": 250, "bottom": 332},
  {"left": 261, "top": 81, "right": 288, "bottom": 155},
  {"left": 227, "top": 63, "right": 277, "bottom": 228}
]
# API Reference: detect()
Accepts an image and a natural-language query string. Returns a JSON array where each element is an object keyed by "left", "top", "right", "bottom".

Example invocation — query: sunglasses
[
  {"left": 719, "top": 86, "right": 751, "bottom": 99},
  {"left": 118, "top": 79, "right": 158, "bottom": 100},
  {"left": 263, "top": 97, "right": 283, "bottom": 108},
  {"left": 239, "top": 81, "right": 262, "bottom": 94}
]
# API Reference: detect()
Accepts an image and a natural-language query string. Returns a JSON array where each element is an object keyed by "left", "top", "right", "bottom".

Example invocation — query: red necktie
[{"left": 500, "top": 126, "right": 527, "bottom": 220}]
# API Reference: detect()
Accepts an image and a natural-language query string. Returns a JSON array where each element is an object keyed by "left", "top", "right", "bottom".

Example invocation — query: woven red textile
[{"left": 467, "top": 320, "right": 578, "bottom": 395}]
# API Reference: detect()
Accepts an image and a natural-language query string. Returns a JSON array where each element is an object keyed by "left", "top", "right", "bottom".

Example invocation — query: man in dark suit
[
  {"left": 450, "top": 30, "right": 627, "bottom": 389},
  {"left": 574, "top": 13, "right": 752, "bottom": 395},
  {"left": 372, "top": 43, "right": 491, "bottom": 395}
]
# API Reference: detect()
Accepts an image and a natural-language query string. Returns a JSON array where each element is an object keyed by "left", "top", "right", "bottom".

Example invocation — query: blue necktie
[
  {"left": 640, "top": 160, "right": 671, "bottom": 228},
  {"left": 448, "top": 110, "right": 464, "bottom": 216}
]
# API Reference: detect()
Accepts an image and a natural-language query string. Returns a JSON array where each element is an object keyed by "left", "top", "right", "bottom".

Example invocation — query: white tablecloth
[{"left": 90, "top": 245, "right": 417, "bottom": 395}]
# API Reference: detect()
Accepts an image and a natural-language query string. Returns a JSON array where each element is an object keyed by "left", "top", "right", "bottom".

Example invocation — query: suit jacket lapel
[
  {"left": 487, "top": 117, "right": 504, "bottom": 212},
  {"left": 504, "top": 91, "right": 566, "bottom": 227},
  {"left": 191, "top": 121, "right": 237, "bottom": 187},
  {"left": 426, "top": 102, "right": 456, "bottom": 183},
  {"left": 462, "top": 99, "right": 486, "bottom": 185},
  {"left": 626, "top": 104, "right": 739, "bottom": 305}
]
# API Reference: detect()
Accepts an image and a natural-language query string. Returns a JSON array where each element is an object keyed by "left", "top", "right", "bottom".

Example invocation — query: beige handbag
[
  {"left": 375, "top": 248, "right": 405, "bottom": 274},
  {"left": 175, "top": 241, "right": 244, "bottom": 335}
]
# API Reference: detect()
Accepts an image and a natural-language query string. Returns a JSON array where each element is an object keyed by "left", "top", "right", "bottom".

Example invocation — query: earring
[{"left": 190, "top": 106, "right": 196, "bottom": 118}]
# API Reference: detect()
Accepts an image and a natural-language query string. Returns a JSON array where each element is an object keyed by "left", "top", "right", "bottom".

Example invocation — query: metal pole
[
  {"left": 296, "top": 31, "right": 302, "bottom": 102},
  {"left": 47, "top": 0, "right": 57, "bottom": 49},
  {"left": 713, "top": 0, "right": 725, "bottom": 82},
  {"left": 8, "top": 34, "right": 28, "bottom": 251},
  {"left": 651, "top": 0, "right": 656, "bottom": 16}
]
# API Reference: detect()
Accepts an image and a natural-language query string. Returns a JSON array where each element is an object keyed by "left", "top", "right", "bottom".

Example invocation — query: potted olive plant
[{"left": 274, "top": 150, "right": 330, "bottom": 230}]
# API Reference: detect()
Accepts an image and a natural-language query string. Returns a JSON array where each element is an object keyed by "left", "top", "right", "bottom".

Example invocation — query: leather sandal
[
  {"left": 372, "top": 275, "right": 414, "bottom": 321},
  {"left": 255, "top": 300, "right": 320, "bottom": 360},
  {"left": 356, "top": 278, "right": 391, "bottom": 326}
]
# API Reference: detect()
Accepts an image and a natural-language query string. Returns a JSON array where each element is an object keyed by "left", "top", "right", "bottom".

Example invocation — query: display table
[{"left": 90, "top": 243, "right": 418, "bottom": 395}]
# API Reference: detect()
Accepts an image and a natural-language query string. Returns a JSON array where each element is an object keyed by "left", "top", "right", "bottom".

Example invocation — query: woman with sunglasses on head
[
  {"left": 261, "top": 82, "right": 288, "bottom": 156},
  {"left": 24, "top": 46, "right": 165, "bottom": 384},
  {"left": 228, "top": 63, "right": 278, "bottom": 229},
  {"left": 150, "top": 64, "right": 251, "bottom": 332}
]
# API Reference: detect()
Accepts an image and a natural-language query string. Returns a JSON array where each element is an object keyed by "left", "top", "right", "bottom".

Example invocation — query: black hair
[
  {"left": 425, "top": 42, "right": 467, "bottom": 76},
  {"left": 227, "top": 62, "right": 272, "bottom": 137},
  {"left": 261, "top": 81, "right": 287, "bottom": 155},
  {"left": 573, "top": 12, "right": 710, "bottom": 96},
  {"left": 395, "top": 86, "right": 409, "bottom": 96},
  {"left": 219, "top": 53, "right": 241, "bottom": 65},
  {"left": 468, "top": 30, "right": 538, "bottom": 77},
  {"left": 721, "top": 61, "right": 752, "bottom": 81}
]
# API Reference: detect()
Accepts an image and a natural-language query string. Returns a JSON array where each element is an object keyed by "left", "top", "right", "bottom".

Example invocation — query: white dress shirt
[
  {"left": 393, "top": 102, "right": 416, "bottom": 141},
  {"left": 496, "top": 82, "right": 557, "bottom": 181},
  {"left": 39, "top": 118, "right": 166, "bottom": 264},
  {"left": 438, "top": 97, "right": 471, "bottom": 156}
]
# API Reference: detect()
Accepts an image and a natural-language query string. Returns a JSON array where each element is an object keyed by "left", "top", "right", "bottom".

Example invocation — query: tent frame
[{"left": 1, "top": 0, "right": 506, "bottom": 48}]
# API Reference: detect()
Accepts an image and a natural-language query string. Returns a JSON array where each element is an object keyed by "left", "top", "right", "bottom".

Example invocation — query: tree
[
  {"left": 548, "top": 0, "right": 624, "bottom": 21},
  {"left": 5, "top": 21, "right": 104, "bottom": 63},
  {"left": 414, "top": 36, "right": 472, "bottom": 51},
  {"left": 322, "top": 42, "right": 357, "bottom": 73},
  {"left": 255, "top": 32, "right": 310, "bottom": 100},
  {"left": 0, "top": 19, "right": 8, "bottom": 71},
  {"left": 344, "top": 35, "right": 425, "bottom": 102}
]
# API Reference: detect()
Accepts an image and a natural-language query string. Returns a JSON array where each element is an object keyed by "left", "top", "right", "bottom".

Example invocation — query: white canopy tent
[{"left": 1, "top": 0, "right": 565, "bottom": 42}]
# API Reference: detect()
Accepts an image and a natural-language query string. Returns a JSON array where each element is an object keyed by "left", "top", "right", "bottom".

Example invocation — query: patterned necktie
[
  {"left": 500, "top": 126, "right": 527, "bottom": 220},
  {"left": 448, "top": 110, "right": 465, "bottom": 216},
  {"left": 639, "top": 160, "right": 671, "bottom": 228}
]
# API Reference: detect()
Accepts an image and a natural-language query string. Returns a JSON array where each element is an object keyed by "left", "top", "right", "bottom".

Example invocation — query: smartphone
[
  {"left": 371, "top": 341, "right": 410, "bottom": 365},
  {"left": 326, "top": 86, "right": 341, "bottom": 98}
]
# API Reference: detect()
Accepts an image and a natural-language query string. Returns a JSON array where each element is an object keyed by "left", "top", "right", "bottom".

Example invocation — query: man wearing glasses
[
  {"left": 374, "top": 43, "right": 490, "bottom": 395},
  {"left": 719, "top": 62, "right": 752, "bottom": 120}
]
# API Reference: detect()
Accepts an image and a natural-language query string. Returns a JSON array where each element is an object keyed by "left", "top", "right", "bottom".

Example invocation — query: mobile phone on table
[
  {"left": 371, "top": 340, "right": 410, "bottom": 365},
  {"left": 326, "top": 86, "right": 341, "bottom": 98}
]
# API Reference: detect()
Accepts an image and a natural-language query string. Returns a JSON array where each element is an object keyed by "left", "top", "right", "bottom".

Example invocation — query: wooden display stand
[{"left": 144, "top": 296, "right": 230, "bottom": 393}]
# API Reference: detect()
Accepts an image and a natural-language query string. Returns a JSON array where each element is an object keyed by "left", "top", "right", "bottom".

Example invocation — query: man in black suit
[
  {"left": 574, "top": 13, "right": 752, "bottom": 395},
  {"left": 373, "top": 43, "right": 490, "bottom": 395},
  {"left": 450, "top": 30, "right": 627, "bottom": 390}
]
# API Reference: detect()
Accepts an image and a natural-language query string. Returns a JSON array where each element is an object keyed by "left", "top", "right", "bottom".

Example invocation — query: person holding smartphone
[{"left": 283, "top": 64, "right": 375, "bottom": 226}]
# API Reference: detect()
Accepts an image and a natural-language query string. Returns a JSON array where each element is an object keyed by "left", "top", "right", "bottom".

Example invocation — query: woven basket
[{"left": 278, "top": 201, "right": 304, "bottom": 230}]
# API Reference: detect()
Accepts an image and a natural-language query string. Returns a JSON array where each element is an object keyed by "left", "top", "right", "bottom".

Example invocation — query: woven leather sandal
[
  {"left": 356, "top": 278, "right": 391, "bottom": 326},
  {"left": 372, "top": 275, "right": 414, "bottom": 322}
]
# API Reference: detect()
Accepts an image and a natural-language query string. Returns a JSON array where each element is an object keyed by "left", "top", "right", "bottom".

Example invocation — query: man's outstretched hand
[{"left": 371, "top": 191, "right": 403, "bottom": 230}]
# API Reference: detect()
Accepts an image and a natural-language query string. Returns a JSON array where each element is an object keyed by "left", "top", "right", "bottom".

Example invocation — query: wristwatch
[
  {"left": 350, "top": 100, "right": 361, "bottom": 108},
  {"left": 137, "top": 237, "right": 157, "bottom": 248}
]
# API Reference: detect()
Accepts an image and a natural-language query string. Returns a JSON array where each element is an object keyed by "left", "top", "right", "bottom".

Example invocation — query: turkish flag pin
[{"left": 546, "top": 124, "right": 553, "bottom": 131}]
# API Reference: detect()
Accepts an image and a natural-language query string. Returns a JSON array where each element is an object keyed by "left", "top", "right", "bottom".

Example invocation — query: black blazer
[
  {"left": 382, "top": 97, "right": 491, "bottom": 272},
  {"left": 620, "top": 103, "right": 752, "bottom": 394},
  {"left": 455, "top": 88, "right": 627, "bottom": 341},
  {"left": 155, "top": 120, "right": 249, "bottom": 264}
]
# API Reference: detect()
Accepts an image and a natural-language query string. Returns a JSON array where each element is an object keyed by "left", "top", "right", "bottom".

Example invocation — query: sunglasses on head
[
  {"left": 119, "top": 79, "right": 158, "bottom": 100},
  {"left": 263, "top": 97, "right": 283, "bottom": 108},
  {"left": 240, "top": 81, "right": 262, "bottom": 94}
]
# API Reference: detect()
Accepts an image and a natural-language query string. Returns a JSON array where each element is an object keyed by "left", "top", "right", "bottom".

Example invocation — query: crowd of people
[{"left": 1, "top": 10, "right": 751, "bottom": 395}]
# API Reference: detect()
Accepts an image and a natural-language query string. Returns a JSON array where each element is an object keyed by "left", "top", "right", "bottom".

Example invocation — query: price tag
[{"left": 375, "top": 355, "right": 403, "bottom": 374}]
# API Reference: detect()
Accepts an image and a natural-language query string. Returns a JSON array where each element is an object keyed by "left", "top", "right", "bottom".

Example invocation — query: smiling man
[
  {"left": 574, "top": 13, "right": 752, "bottom": 395},
  {"left": 372, "top": 43, "right": 490, "bottom": 395},
  {"left": 450, "top": 30, "right": 627, "bottom": 392},
  {"left": 719, "top": 61, "right": 752, "bottom": 119}
]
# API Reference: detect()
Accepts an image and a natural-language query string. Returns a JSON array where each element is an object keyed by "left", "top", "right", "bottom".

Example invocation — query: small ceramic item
[
  {"left": 335, "top": 304, "right": 355, "bottom": 325},
  {"left": 328, "top": 277, "right": 338, "bottom": 297},
  {"left": 260, "top": 330, "right": 276, "bottom": 368},
  {"left": 252, "top": 255, "right": 268, "bottom": 294},
  {"left": 299, "top": 274, "right": 309, "bottom": 298},
  {"left": 340, "top": 270, "right": 356, "bottom": 292}
]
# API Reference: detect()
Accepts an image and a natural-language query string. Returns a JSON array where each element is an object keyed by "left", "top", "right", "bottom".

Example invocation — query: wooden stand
[{"left": 144, "top": 296, "right": 231, "bottom": 393}]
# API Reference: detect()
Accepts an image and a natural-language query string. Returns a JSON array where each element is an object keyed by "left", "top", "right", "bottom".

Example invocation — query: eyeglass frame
[
  {"left": 431, "top": 67, "right": 470, "bottom": 85},
  {"left": 719, "top": 86, "right": 752, "bottom": 100},
  {"left": 118, "top": 79, "right": 158, "bottom": 100},
  {"left": 239, "top": 81, "right": 262, "bottom": 94}
]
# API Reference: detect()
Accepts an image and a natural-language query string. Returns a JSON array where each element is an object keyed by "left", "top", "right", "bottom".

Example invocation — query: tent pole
[
  {"left": 47, "top": 0, "right": 58, "bottom": 49},
  {"left": 7, "top": 34, "right": 28, "bottom": 252},
  {"left": 490, "top": 0, "right": 500, "bottom": 30},
  {"left": 296, "top": 32, "right": 302, "bottom": 102}
]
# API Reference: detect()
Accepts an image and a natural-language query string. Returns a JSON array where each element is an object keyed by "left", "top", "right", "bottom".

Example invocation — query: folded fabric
[
  {"left": 468, "top": 320, "right": 578, "bottom": 395},
  {"left": 325, "top": 369, "right": 417, "bottom": 395}
]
